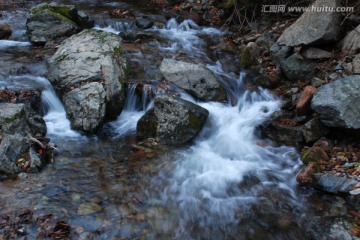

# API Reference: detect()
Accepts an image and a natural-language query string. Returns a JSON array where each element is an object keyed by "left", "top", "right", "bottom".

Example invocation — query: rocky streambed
[{"left": 0, "top": 0, "right": 360, "bottom": 239}]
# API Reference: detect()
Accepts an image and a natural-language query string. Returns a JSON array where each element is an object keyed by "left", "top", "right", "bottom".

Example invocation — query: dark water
[{"left": 0, "top": 1, "right": 355, "bottom": 239}]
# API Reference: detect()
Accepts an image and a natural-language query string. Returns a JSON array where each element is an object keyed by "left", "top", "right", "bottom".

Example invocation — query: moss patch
[
  {"left": 31, "top": 3, "right": 77, "bottom": 27},
  {"left": 31, "top": 3, "right": 73, "bottom": 18}
]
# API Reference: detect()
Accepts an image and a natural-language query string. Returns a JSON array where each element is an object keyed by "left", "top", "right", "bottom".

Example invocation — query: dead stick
[{"left": 26, "top": 132, "right": 45, "bottom": 149}]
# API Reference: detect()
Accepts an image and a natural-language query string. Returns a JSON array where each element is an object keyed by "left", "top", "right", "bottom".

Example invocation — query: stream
[{"left": 0, "top": 1, "right": 354, "bottom": 239}]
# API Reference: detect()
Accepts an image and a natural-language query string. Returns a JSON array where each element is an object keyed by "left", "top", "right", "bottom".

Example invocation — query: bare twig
[{"left": 27, "top": 132, "right": 45, "bottom": 149}]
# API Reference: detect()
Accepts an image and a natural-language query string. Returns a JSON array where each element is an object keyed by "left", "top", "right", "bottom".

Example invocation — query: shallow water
[{"left": 0, "top": 1, "right": 341, "bottom": 239}]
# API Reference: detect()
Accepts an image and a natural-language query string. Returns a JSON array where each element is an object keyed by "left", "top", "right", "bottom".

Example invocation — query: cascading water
[
  {"left": 153, "top": 68, "right": 303, "bottom": 239},
  {"left": 0, "top": 5, "right": 311, "bottom": 238},
  {"left": 156, "top": 18, "right": 221, "bottom": 59},
  {"left": 109, "top": 84, "right": 153, "bottom": 138},
  {"left": 8, "top": 75, "right": 81, "bottom": 138}
]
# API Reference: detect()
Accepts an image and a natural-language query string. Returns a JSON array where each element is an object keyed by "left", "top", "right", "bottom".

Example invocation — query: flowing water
[{"left": 0, "top": 1, "right": 336, "bottom": 239}]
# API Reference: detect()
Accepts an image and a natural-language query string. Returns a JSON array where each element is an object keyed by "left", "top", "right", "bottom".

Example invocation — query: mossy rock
[
  {"left": 137, "top": 95, "right": 209, "bottom": 145},
  {"left": 301, "top": 146, "right": 329, "bottom": 165},
  {"left": 240, "top": 47, "right": 253, "bottom": 69},
  {"left": 31, "top": 3, "right": 77, "bottom": 20}
]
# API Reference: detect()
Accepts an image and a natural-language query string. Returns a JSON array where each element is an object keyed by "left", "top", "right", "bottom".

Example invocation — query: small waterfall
[
  {"left": 109, "top": 84, "right": 153, "bottom": 138},
  {"left": 10, "top": 75, "right": 81, "bottom": 138},
  {"left": 154, "top": 68, "right": 302, "bottom": 238},
  {"left": 155, "top": 18, "right": 221, "bottom": 59},
  {"left": 93, "top": 20, "right": 138, "bottom": 35}
]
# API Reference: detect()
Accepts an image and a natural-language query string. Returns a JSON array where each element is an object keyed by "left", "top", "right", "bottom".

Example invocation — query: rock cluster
[{"left": 0, "top": 99, "right": 49, "bottom": 179}]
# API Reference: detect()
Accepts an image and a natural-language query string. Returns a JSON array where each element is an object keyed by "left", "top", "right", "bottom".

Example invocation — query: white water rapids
[
  {"left": 96, "top": 21, "right": 303, "bottom": 237},
  {"left": 0, "top": 15, "right": 304, "bottom": 238},
  {"left": 154, "top": 69, "right": 302, "bottom": 238}
]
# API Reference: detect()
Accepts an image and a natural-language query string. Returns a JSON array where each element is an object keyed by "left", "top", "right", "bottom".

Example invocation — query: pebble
[
  {"left": 343, "top": 163, "right": 355, "bottom": 168},
  {"left": 350, "top": 189, "right": 360, "bottom": 195},
  {"left": 18, "top": 172, "right": 28, "bottom": 179}
]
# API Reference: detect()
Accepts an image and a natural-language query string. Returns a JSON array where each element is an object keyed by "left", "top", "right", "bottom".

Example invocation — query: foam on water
[
  {"left": 155, "top": 68, "right": 302, "bottom": 238},
  {"left": 156, "top": 18, "right": 217, "bottom": 57},
  {"left": 93, "top": 25, "right": 120, "bottom": 34},
  {"left": 0, "top": 40, "right": 31, "bottom": 50}
]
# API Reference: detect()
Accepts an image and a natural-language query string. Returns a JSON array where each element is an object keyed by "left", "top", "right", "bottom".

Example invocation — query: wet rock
[
  {"left": 239, "top": 46, "right": 254, "bottom": 69},
  {"left": 0, "top": 89, "right": 42, "bottom": 113},
  {"left": 47, "top": 29, "right": 127, "bottom": 133},
  {"left": 301, "top": 118, "right": 329, "bottom": 143},
  {"left": 270, "top": 43, "right": 292, "bottom": 65},
  {"left": 311, "top": 75, "right": 360, "bottom": 129},
  {"left": 63, "top": 82, "right": 106, "bottom": 133},
  {"left": 180, "top": 11, "right": 202, "bottom": 24},
  {"left": 29, "top": 146, "right": 42, "bottom": 173},
  {"left": 340, "top": 24, "right": 360, "bottom": 54},
  {"left": 0, "top": 103, "right": 46, "bottom": 136},
  {"left": 0, "top": 134, "right": 27, "bottom": 179},
  {"left": 350, "top": 54, "right": 360, "bottom": 74},
  {"left": 296, "top": 85, "right": 316, "bottom": 116},
  {"left": 119, "top": 31, "right": 154, "bottom": 42},
  {"left": 259, "top": 121, "right": 304, "bottom": 148},
  {"left": 280, "top": 53, "right": 315, "bottom": 81},
  {"left": 277, "top": 0, "right": 341, "bottom": 46},
  {"left": 135, "top": 17, "right": 154, "bottom": 29},
  {"left": 314, "top": 173, "right": 357, "bottom": 194},
  {"left": 296, "top": 163, "right": 315, "bottom": 186},
  {"left": 18, "top": 172, "right": 28, "bottom": 179},
  {"left": 301, "top": 146, "right": 329, "bottom": 165},
  {"left": 301, "top": 47, "right": 332, "bottom": 60},
  {"left": 305, "top": 218, "right": 354, "bottom": 240},
  {"left": 137, "top": 95, "right": 209, "bottom": 145},
  {"left": 255, "top": 31, "right": 276, "bottom": 49},
  {"left": 311, "top": 77, "right": 327, "bottom": 88},
  {"left": 26, "top": 2, "right": 94, "bottom": 45},
  {"left": 159, "top": 59, "right": 227, "bottom": 102},
  {"left": 0, "top": 22, "right": 12, "bottom": 39}
]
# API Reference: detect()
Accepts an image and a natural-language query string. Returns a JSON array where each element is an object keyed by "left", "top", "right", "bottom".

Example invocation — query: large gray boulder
[
  {"left": 311, "top": 75, "right": 360, "bottom": 129},
  {"left": 137, "top": 95, "right": 209, "bottom": 145},
  {"left": 280, "top": 53, "right": 315, "bottom": 81},
  {"left": 63, "top": 82, "right": 106, "bottom": 133},
  {"left": 159, "top": 59, "right": 227, "bottom": 102},
  {"left": 47, "top": 29, "right": 127, "bottom": 133},
  {"left": 277, "top": 0, "right": 341, "bottom": 46},
  {"left": 26, "top": 2, "right": 94, "bottom": 45}
]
